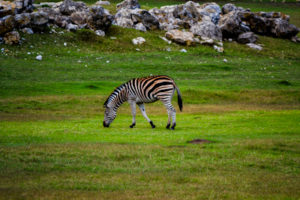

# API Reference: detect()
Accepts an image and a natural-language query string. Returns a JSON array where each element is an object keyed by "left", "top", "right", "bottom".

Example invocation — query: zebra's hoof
[
  {"left": 166, "top": 124, "right": 170, "bottom": 129},
  {"left": 129, "top": 123, "right": 136, "bottom": 128},
  {"left": 171, "top": 123, "right": 176, "bottom": 130},
  {"left": 150, "top": 121, "right": 155, "bottom": 129}
]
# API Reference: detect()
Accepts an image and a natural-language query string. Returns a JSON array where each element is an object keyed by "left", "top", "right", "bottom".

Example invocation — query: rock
[
  {"left": 4, "top": 31, "right": 20, "bottom": 45},
  {"left": 246, "top": 43, "right": 262, "bottom": 50},
  {"left": 134, "top": 22, "right": 146, "bottom": 32},
  {"left": 237, "top": 32, "right": 258, "bottom": 44},
  {"left": 180, "top": 48, "right": 187, "bottom": 53},
  {"left": 14, "top": 13, "right": 31, "bottom": 28},
  {"left": 95, "top": 29, "right": 105, "bottom": 36},
  {"left": 131, "top": 9, "right": 159, "bottom": 30},
  {"left": 199, "top": 3, "right": 221, "bottom": 24},
  {"left": 59, "top": 0, "right": 87, "bottom": 15},
  {"left": 14, "top": 0, "right": 34, "bottom": 14},
  {"left": 21, "top": 27, "right": 33, "bottom": 34},
  {"left": 199, "top": 37, "right": 214, "bottom": 45},
  {"left": 0, "top": 1, "right": 16, "bottom": 18},
  {"left": 159, "top": 36, "right": 172, "bottom": 44},
  {"left": 70, "top": 11, "right": 90, "bottom": 28},
  {"left": 116, "top": 0, "right": 140, "bottom": 11},
  {"left": 173, "top": 1, "right": 202, "bottom": 25},
  {"left": 218, "top": 11, "right": 250, "bottom": 38},
  {"left": 223, "top": 58, "right": 228, "bottom": 62},
  {"left": 132, "top": 36, "right": 145, "bottom": 45},
  {"left": 95, "top": 1, "right": 110, "bottom": 6},
  {"left": 291, "top": 36, "right": 300, "bottom": 43},
  {"left": 114, "top": 8, "right": 134, "bottom": 28},
  {"left": 222, "top": 3, "right": 237, "bottom": 14},
  {"left": 54, "top": 15, "right": 70, "bottom": 28},
  {"left": 213, "top": 45, "right": 224, "bottom": 52},
  {"left": 270, "top": 18, "right": 299, "bottom": 38},
  {"left": 190, "top": 21, "right": 222, "bottom": 41},
  {"left": 66, "top": 23, "right": 78, "bottom": 31},
  {"left": 0, "top": 15, "right": 15, "bottom": 35},
  {"left": 30, "top": 11, "right": 49, "bottom": 31},
  {"left": 165, "top": 29, "right": 196, "bottom": 46},
  {"left": 36, "top": 55, "right": 42, "bottom": 60},
  {"left": 87, "top": 5, "right": 113, "bottom": 31}
]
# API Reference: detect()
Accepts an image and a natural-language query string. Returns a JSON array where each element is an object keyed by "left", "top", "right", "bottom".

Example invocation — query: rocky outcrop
[{"left": 165, "top": 29, "right": 198, "bottom": 46}]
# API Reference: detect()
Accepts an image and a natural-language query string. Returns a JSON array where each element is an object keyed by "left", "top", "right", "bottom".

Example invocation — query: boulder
[
  {"left": 131, "top": 9, "right": 159, "bottom": 30},
  {"left": 4, "top": 31, "right": 20, "bottom": 45},
  {"left": 14, "top": 13, "right": 31, "bottom": 28},
  {"left": 0, "top": 1, "right": 16, "bottom": 18},
  {"left": 132, "top": 36, "right": 145, "bottom": 45},
  {"left": 237, "top": 32, "right": 257, "bottom": 44},
  {"left": 270, "top": 18, "right": 299, "bottom": 38},
  {"left": 134, "top": 22, "right": 146, "bottom": 32},
  {"left": 66, "top": 23, "right": 78, "bottom": 31},
  {"left": 95, "top": 29, "right": 105, "bottom": 36},
  {"left": 0, "top": 15, "right": 15, "bottom": 35},
  {"left": 246, "top": 43, "right": 262, "bottom": 50},
  {"left": 190, "top": 20, "right": 222, "bottom": 41},
  {"left": 70, "top": 11, "right": 90, "bottom": 28},
  {"left": 14, "top": 0, "right": 34, "bottom": 14},
  {"left": 30, "top": 11, "right": 49, "bottom": 31},
  {"left": 116, "top": 0, "right": 140, "bottom": 11},
  {"left": 165, "top": 29, "right": 197, "bottom": 46},
  {"left": 218, "top": 11, "right": 250, "bottom": 38},
  {"left": 198, "top": 3, "right": 221, "bottom": 24},
  {"left": 87, "top": 5, "right": 113, "bottom": 31},
  {"left": 59, "top": 0, "right": 87, "bottom": 15},
  {"left": 54, "top": 15, "right": 70, "bottom": 28},
  {"left": 173, "top": 1, "right": 201, "bottom": 25},
  {"left": 21, "top": 27, "right": 33, "bottom": 34},
  {"left": 222, "top": 3, "right": 237, "bottom": 14}
]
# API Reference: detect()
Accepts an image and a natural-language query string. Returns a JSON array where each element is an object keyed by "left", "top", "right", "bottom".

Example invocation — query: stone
[
  {"left": 218, "top": 11, "right": 250, "bottom": 38},
  {"left": 21, "top": 27, "right": 33, "bottom": 34},
  {"left": 4, "top": 31, "right": 20, "bottom": 45},
  {"left": 0, "top": 1, "right": 16, "bottom": 18},
  {"left": 134, "top": 22, "right": 146, "bottom": 32},
  {"left": 291, "top": 36, "right": 300, "bottom": 43},
  {"left": 173, "top": 1, "right": 201, "bottom": 25},
  {"left": 54, "top": 15, "right": 70, "bottom": 28},
  {"left": 70, "top": 11, "right": 90, "bottom": 28},
  {"left": 237, "top": 32, "right": 258, "bottom": 44},
  {"left": 66, "top": 23, "right": 78, "bottom": 31},
  {"left": 199, "top": 3, "right": 221, "bottom": 24},
  {"left": 14, "top": 13, "right": 31, "bottom": 28},
  {"left": 213, "top": 45, "right": 224, "bottom": 53},
  {"left": 30, "top": 11, "right": 49, "bottom": 31},
  {"left": 131, "top": 9, "right": 159, "bottom": 30},
  {"left": 270, "top": 18, "right": 299, "bottom": 38},
  {"left": 159, "top": 36, "right": 172, "bottom": 44},
  {"left": 113, "top": 8, "right": 134, "bottom": 28},
  {"left": 180, "top": 48, "right": 187, "bottom": 53},
  {"left": 36, "top": 55, "right": 43, "bottom": 60},
  {"left": 165, "top": 29, "right": 196, "bottom": 46},
  {"left": 190, "top": 20, "right": 222, "bottom": 41},
  {"left": 222, "top": 3, "right": 237, "bottom": 14},
  {"left": 0, "top": 15, "right": 15, "bottom": 35},
  {"left": 95, "top": 29, "right": 105, "bottom": 36},
  {"left": 246, "top": 43, "right": 262, "bottom": 50},
  {"left": 87, "top": 5, "right": 113, "bottom": 31},
  {"left": 95, "top": 1, "right": 110, "bottom": 6},
  {"left": 132, "top": 36, "right": 145, "bottom": 45},
  {"left": 116, "top": 0, "right": 140, "bottom": 11},
  {"left": 14, "top": 0, "right": 34, "bottom": 14},
  {"left": 59, "top": 0, "right": 87, "bottom": 15}
]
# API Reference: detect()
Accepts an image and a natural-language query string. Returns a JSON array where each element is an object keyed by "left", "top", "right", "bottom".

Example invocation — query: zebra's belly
[{"left": 135, "top": 96, "right": 158, "bottom": 104}]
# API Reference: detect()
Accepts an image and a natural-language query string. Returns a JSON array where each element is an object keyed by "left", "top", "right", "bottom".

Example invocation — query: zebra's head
[{"left": 103, "top": 105, "right": 117, "bottom": 128}]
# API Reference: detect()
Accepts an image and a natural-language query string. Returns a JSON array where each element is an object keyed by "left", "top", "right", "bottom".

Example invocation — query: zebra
[{"left": 103, "top": 75, "right": 182, "bottom": 130}]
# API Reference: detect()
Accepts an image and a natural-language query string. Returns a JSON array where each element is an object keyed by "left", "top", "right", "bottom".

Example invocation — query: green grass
[{"left": 0, "top": 1, "right": 300, "bottom": 199}]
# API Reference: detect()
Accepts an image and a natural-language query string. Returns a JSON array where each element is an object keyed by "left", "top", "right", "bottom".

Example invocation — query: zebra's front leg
[
  {"left": 138, "top": 103, "right": 155, "bottom": 128},
  {"left": 129, "top": 101, "right": 136, "bottom": 128}
]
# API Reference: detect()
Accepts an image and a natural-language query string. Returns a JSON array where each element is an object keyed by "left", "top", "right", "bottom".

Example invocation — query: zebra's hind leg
[
  {"left": 166, "top": 110, "right": 171, "bottom": 129},
  {"left": 129, "top": 101, "right": 136, "bottom": 128},
  {"left": 138, "top": 103, "right": 155, "bottom": 128},
  {"left": 161, "top": 98, "right": 176, "bottom": 130}
]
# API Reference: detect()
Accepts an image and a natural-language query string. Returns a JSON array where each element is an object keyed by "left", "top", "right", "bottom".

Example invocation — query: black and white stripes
[{"left": 103, "top": 75, "right": 182, "bottom": 129}]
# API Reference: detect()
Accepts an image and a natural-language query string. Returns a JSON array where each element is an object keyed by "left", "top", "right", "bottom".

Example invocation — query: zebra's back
[{"left": 126, "top": 75, "right": 176, "bottom": 103}]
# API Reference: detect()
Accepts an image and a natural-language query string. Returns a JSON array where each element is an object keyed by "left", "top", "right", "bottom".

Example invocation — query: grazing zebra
[{"left": 103, "top": 75, "right": 182, "bottom": 130}]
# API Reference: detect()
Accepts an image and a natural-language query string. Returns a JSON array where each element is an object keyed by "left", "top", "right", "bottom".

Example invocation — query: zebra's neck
[{"left": 106, "top": 84, "right": 128, "bottom": 109}]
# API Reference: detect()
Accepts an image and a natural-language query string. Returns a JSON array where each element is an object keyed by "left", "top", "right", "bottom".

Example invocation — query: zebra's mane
[{"left": 103, "top": 83, "right": 126, "bottom": 107}]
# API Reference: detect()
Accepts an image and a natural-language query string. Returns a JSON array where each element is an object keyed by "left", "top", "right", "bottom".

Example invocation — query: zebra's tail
[{"left": 175, "top": 85, "right": 183, "bottom": 111}]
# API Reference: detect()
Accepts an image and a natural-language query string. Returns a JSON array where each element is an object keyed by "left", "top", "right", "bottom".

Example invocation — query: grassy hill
[{"left": 0, "top": 1, "right": 300, "bottom": 199}]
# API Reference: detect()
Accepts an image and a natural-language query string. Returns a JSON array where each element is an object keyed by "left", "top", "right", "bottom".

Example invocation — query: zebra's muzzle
[{"left": 103, "top": 121, "right": 110, "bottom": 128}]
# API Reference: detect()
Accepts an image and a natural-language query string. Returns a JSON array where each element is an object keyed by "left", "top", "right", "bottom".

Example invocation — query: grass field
[{"left": 1, "top": 0, "right": 300, "bottom": 199}]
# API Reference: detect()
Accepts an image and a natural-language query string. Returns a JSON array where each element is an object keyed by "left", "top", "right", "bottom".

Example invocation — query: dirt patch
[{"left": 187, "top": 139, "right": 212, "bottom": 144}]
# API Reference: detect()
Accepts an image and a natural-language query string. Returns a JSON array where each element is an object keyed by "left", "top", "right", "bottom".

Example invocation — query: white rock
[
  {"left": 64, "top": 42, "right": 67, "bottom": 46},
  {"left": 166, "top": 47, "right": 171, "bottom": 52},
  {"left": 136, "top": 48, "right": 140, "bottom": 51},
  {"left": 36, "top": 55, "right": 42, "bottom": 61},
  {"left": 95, "top": 30, "right": 105, "bottom": 37},
  {"left": 27, "top": 52, "right": 31, "bottom": 55},
  {"left": 66, "top": 23, "right": 78, "bottom": 32},
  {"left": 132, "top": 37, "right": 146, "bottom": 45},
  {"left": 223, "top": 58, "right": 228, "bottom": 63},
  {"left": 134, "top": 23, "right": 147, "bottom": 32},
  {"left": 21, "top": 28, "right": 34, "bottom": 34},
  {"left": 180, "top": 49, "right": 187, "bottom": 53},
  {"left": 110, "top": 37, "right": 117, "bottom": 40},
  {"left": 159, "top": 36, "right": 172, "bottom": 44},
  {"left": 246, "top": 43, "right": 263, "bottom": 50},
  {"left": 106, "top": 60, "right": 110, "bottom": 63}
]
